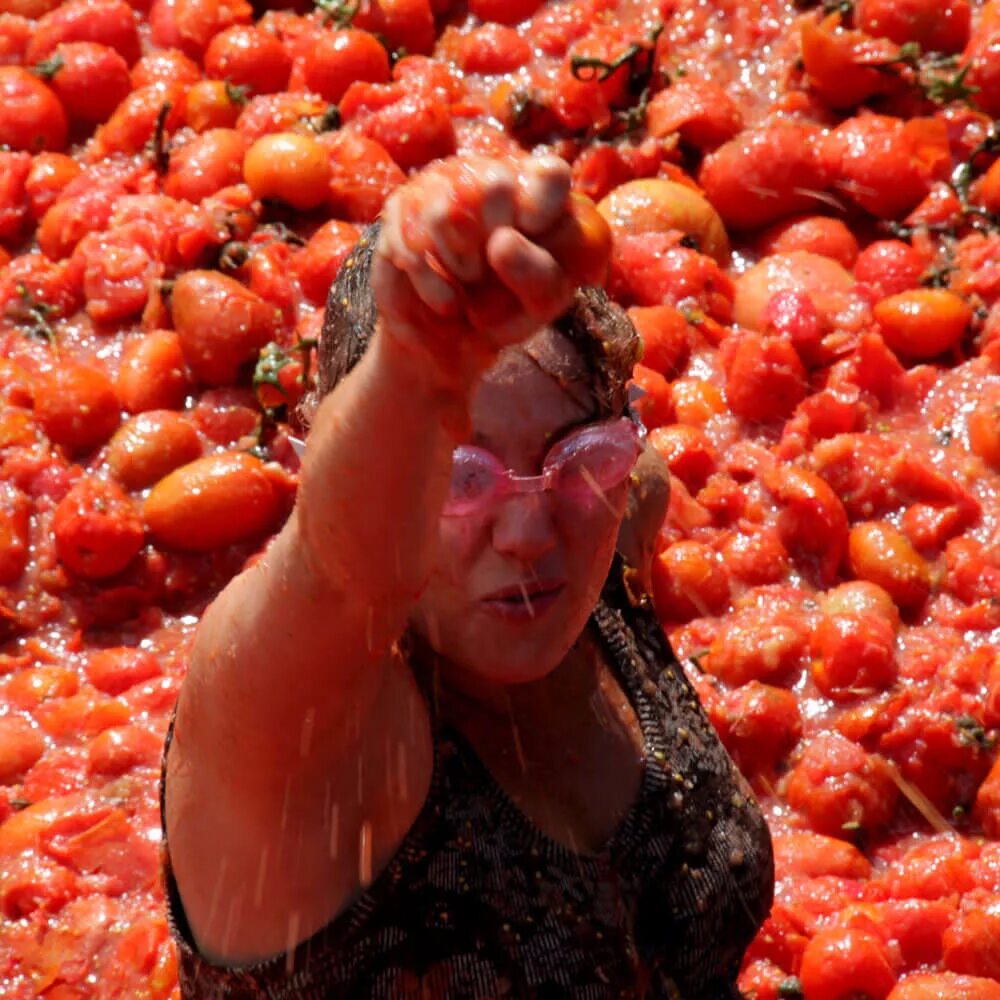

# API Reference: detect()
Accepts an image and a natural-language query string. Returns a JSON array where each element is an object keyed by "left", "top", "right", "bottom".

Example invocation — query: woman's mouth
[{"left": 480, "top": 581, "right": 567, "bottom": 621}]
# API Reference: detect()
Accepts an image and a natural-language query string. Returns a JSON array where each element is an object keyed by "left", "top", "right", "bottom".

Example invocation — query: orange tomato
[{"left": 243, "top": 132, "right": 332, "bottom": 211}]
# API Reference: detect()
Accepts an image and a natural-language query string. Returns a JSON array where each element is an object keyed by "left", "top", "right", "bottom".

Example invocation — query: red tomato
[
  {"left": 165, "top": 128, "right": 248, "bottom": 203},
  {"left": 24, "top": 152, "right": 81, "bottom": 221},
  {"left": 468, "top": 0, "right": 543, "bottom": 25},
  {"left": 854, "top": 240, "right": 926, "bottom": 298},
  {"left": 170, "top": 269, "right": 281, "bottom": 385},
  {"left": 0, "top": 150, "right": 31, "bottom": 242},
  {"left": 722, "top": 330, "right": 807, "bottom": 425},
  {"left": 297, "top": 28, "right": 389, "bottom": 104},
  {"left": 116, "top": 329, "right": 191, "bottom": 413},
  {"left": 720, "top": 681, "right": 802, "bottom": 774},
  {"left": 322, "top": 130, "right": 406, "bottom": 223},
  {"left": 457, "top": 24, "right": 532, "bottom": 74},
  {"left": 70, "top": 225, "right": 160, "bottom": 325},
  {"left": 34, "top": 363, "right": 121, "bottom": 454},
  {"left": 144, "top": 451, "right": 282, "bottom": 550},
  {"left": 698, "top": 122, "right": 832, "bottom": 230},
  {"left": 0, "top": 66, "right": 68, "bottom": 152},
  {"left": 757, "top": 215, "right": 859, "bottom": 270},
  {"left": 784, "top": 734, "right": 899, "bottom": 837},
  {"left": 106, "top": 410, "right": 203, "bottom": 491},
  {"left": 53, "top": 477, "right": 145, "bottom": 579},
  {"left": 856, "top": 0, "right": 971, "bottom": 54},
  {"left": 800, "top": 926, "right": 897, "bottom": 1000},
  {"left": 37, "top": 42, "right": 132, "bottom": 127},
  {"left": 130, "top": 47, "right": 202, "bottom": 89},
  {"left": 292, "top": 219, "right": 361, "bottom": 305},
  {"left": 824, "top": 115, "right": 950, "bottom": 220},
  {"left": 652, "top": 540, "right": 730, "bottom": 622},
  {"left": 645, "top": 79, "right": 743, "bottom": 151},
  {"left": 27, "top": 0, "right": 141, "bottom": 66},
  {"left": 204, "top": 24, "right": 291, "bottom": 95},
  {"left": 85, "top": 647, "right": 163, "bottom": 695}
]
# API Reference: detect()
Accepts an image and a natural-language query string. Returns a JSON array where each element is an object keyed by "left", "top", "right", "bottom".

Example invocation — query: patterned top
[{"left": 161, "top": 560, "right": 774, "bottom": 999}]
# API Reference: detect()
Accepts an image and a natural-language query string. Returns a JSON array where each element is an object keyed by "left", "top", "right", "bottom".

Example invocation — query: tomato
[
  {"left": 756, "top": 216, "right": 859, "bottom": 270},
  {"left": 888, "top": 972, "right": 1000, "bottom": 1000},
  {"left": 89, "top": 83, "right": 186, "bottom": 160},
  {"left": 243, "top": 132, "right": 331, "bottom": 211},
  {"left": 651, "top": 540, "right": 730, "bottom": 622},
  {"left": 144, "top": 451, "right": 282, "bottom": 550},
  {"left": 322, "top": 129, "right": 405, "bottom": 223},
  {"left": 645, "top": 79, "right": 742, "bottom": 151},
  {"left": 130, "top": 47, "right": 202, "bottom": 89},
  {"left": 204, "top": 24, "right": 291, "bottom": 95},
  {"left": 468, "top": 0, "right": 542, "bottom": 25},
  {"left": 27, "top": 0, "right": 141, "bottom": 66},
  {"left": 23, "top": 153, "right": 81, "bottom": 222},
  {"left": 115, "top": 329, "right": 191, "bottom": 414},
  {"left": 53, "top": 477, "right": 145, "bottom": 580},
  {"left": 165, "top": 128, "right": 248, "bottom": 203},
  {"left": 824, "top": 115, "right": 950, "bottom": 220},
  {"left": 34, "top": 363, "right": 121, "bottom": 455},
  {"left": 106, "top": 411, "right": 203, "bottom": 491},
  {"left": 854, "top": 240, "right": 926, "bottom": 299},
  {"left": 0, "top": 715, "right": 46, "bottom": 784},
  {"left": 698, "top": 122, "right": 832, "bottom": 230},
  {"left": 704, "top": 606, "right": 808, "bottom": 687},
  {"left": 71, "top": 225, "right": 161, "bottom": 325},
  {"left": 847, "top": 521, "right": 931, "bottom": 610},
  {"left": 458, "top": 23, "right": 532, "bottom": 74},
  {"left": 856, "top": 0, "right": 971, "bottom": 54},
  {"left": 721, "top": 330, "right": 807, "bottom": 425},
  {"left": 184, "top": 78, "right": 245, "bottom": 131},
  {"left": 292, "top": 219, "right": 361, "bottom": 305},
  {"left": 874, "top": 289, "right": 972, "bottom": 360},
  {"left": 0, "top": 66, "right": 68, "bottom": 152},
  {"left": 170, "top": 269, "right": 281, "bottom": 385},
  {"left": 169, "top": 0, "right": 253, "bottom": 58},
  {"left": 37, "top": 42, "right": 132, "bottom": 128},
  {"left": 800, "top": 926, "right": 897, "bottom": 1000},
  {"left": 719, "top": 681, "right": 802, "bottom": 774},
  {"left": 297, "top": 27, "right": 389, "bottom": 104},
  {"left": 811, "top": 612, "right": 898, "bottom": 700},
  {"left": 628, "top": 364, "right": 674, "bottom": 429}
]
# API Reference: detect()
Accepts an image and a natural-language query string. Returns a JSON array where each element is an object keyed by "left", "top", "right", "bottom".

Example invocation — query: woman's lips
[{"left": 479, "top": 582, "right": 567, "bottom": 621}]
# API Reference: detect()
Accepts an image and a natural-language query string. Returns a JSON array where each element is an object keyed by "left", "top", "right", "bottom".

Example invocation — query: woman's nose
[{"left": 490, "top": 492, "right": 558, "bottom": 563}]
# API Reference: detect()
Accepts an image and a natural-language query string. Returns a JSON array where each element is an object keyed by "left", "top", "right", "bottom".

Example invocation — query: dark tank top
[{"left": 161, "top": 560, "right": 774, "bottom": 999}]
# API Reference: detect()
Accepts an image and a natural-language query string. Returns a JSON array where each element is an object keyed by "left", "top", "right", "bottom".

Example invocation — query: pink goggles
[{"left": 444, "top": 418, "right": 643, "bottom": 518}]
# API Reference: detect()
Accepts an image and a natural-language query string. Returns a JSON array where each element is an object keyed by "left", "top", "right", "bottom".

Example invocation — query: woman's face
[{"left": 410, "top": 329, "right": 629, "bottom": 686}]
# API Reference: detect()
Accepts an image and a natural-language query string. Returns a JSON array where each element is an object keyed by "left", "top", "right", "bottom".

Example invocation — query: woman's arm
[{"left": 164, "top": 154, "right": 588, "bottom": 965}]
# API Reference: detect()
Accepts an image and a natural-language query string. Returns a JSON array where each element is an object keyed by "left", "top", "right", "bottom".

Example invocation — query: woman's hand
[{"left": 372, "top": 153, "right": 608, "bottom": 393}]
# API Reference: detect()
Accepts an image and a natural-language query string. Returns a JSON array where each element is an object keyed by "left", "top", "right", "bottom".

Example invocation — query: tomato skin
[
  {"left": 698, "top": 122, "right": 831, "bottom": 230},
  {"left": 204, "top": 24, "right": 291, "bottom": 95},
  {"left": 144, "top": 451, "right": 282, "bottom": 551},
  {"left": 115, "top": 329, "right": 191, "bottom": 414},
  {"left": 171, "top": 270, "right": 281, "bottom": 385},
  {"left": 825, "top": 115, "right": 950, "bottom": 220},
  {"left": 71, "top": 225, "right": 160, "bottom": 325},
  {"left": 34, "top": 363, "right": 121, "bottom": 455},
  {"left": 627, "top": 306, "right": 691, "bottom": 379},
  {"left": 720, "top": 681, "right": 802, "bottom": 774},
  {"left": 85, "top": 647, "right": 163, "bottom": 695},
  {"left": 322, "top": 130, "right": 405, "bottom": 223},
  {"left": 0, "top": 482, "right": 31, "bottom": 585},
  {"left": 756, "top": 215, "right": 859, "bottom": 270},
  {"left": 106, "top": 410, "right": 203, "bottom": 491},
  {"left": 847, "top": 520, "right": 930, "bottom": 610},
  {"left": 854, "top": 240, "right": 925, "bottom": 299},
  {"left": 0, "top": 150, "right": 31, "bottom": 242},
  {"left": 722, "top": 330, "right": 807, "bottom": 425},
  {"left": 811, "top": 612, "right": 898, "bottom": 700},
  {"left": 784, "top": 734, "right": 898, "bottom": 836},
  {"left": 353, "top": 90, "right": 457, "bottom": 171},
  {"left": 0, "top": 66, "right": 68, "bottom": 152},
  {"left": 86, "top": 724, "right": 163, "bottom": 777},
  {"left": 458, "top": 23, "right": 531, "bottom": 74},
  {"left": 24, "top": 152, "right": 81, "bottom": 222},
  {"left": 88, "top": 82, "right": 186, "bottom": 160},
  {"left": 800, "top": 926, "right": 897, "bottom": 1000},
  {"left": 297, "top": 27, "right": 389, "bottom": 104},
  {"left": 130, "top": 47, "right": 202, "bottom": 89},
  {"left": 469, "top": 0, "right": 542, "bottom": 25},
  {"left": 290, "top": 220, "right": 360, "bottom": 306},
  {"left": 40, "top": 42, "right": 132, "bottom": 128},
  {"left": 27, "top": 0, "right": 141, "bottom": 66},
  {"left": 772, "top": 831, "right": 871, "bottom": 880},
  {"left": 874, "top": 289, "right": 972, "bottom": 360},
  {"left": 644, "top": 79, "right": 743, "bottom": 151},
  {"left": 889, "top": 972, "right": 1000, "bottom": 1000},
  {"left": 243, "top": 132, "right": 331, "bottom": 211},
  {"left": 0, "top": 715, "right": 46, "bottom": 784},
  {"left": 652, "top": 540, "right": 730, "bottom": 622},
  {"left": 165, "top": 128, "right": 248, "bottom": 203},
  {"left": 52, "top": 477, "right": 145, "bottom": 580},
  {"left": 705, "top": 606, "right": 808, "bottom": 687},
  {"left": 856, "top": 0, "right": 971, "bottom": 54}
]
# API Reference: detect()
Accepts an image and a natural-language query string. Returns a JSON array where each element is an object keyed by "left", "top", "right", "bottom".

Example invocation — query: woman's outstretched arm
[{"left": 163, "top": 155, "right": 588, "bottom": 965}]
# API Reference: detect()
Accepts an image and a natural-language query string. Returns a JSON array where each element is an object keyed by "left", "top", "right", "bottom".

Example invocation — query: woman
[{"left": 162, "top": 153, "right": 773, "bottom": 998}]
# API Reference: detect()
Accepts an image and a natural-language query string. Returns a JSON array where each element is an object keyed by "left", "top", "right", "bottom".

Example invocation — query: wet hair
[{"left": 305, "top": 222, "right": 641, "bottom": 421}]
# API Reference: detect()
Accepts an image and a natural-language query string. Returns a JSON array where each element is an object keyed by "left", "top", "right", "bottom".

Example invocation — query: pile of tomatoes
[{"left": 0, "top": 0, "right": 998, "bottom": 995}]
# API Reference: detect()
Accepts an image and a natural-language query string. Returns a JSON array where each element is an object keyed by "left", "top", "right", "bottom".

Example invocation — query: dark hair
[{"left": 306, "top": 222, "right": 641, "bottom": 421}]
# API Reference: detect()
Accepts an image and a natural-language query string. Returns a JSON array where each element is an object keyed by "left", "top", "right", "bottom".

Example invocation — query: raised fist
[{"left": 372, "top": 153, "right": 611, "bottom": 392}]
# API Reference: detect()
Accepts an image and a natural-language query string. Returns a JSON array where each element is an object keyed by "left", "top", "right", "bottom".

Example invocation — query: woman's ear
[{"left": 616, "top": 444, "right": 670, "bottom": 594}]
